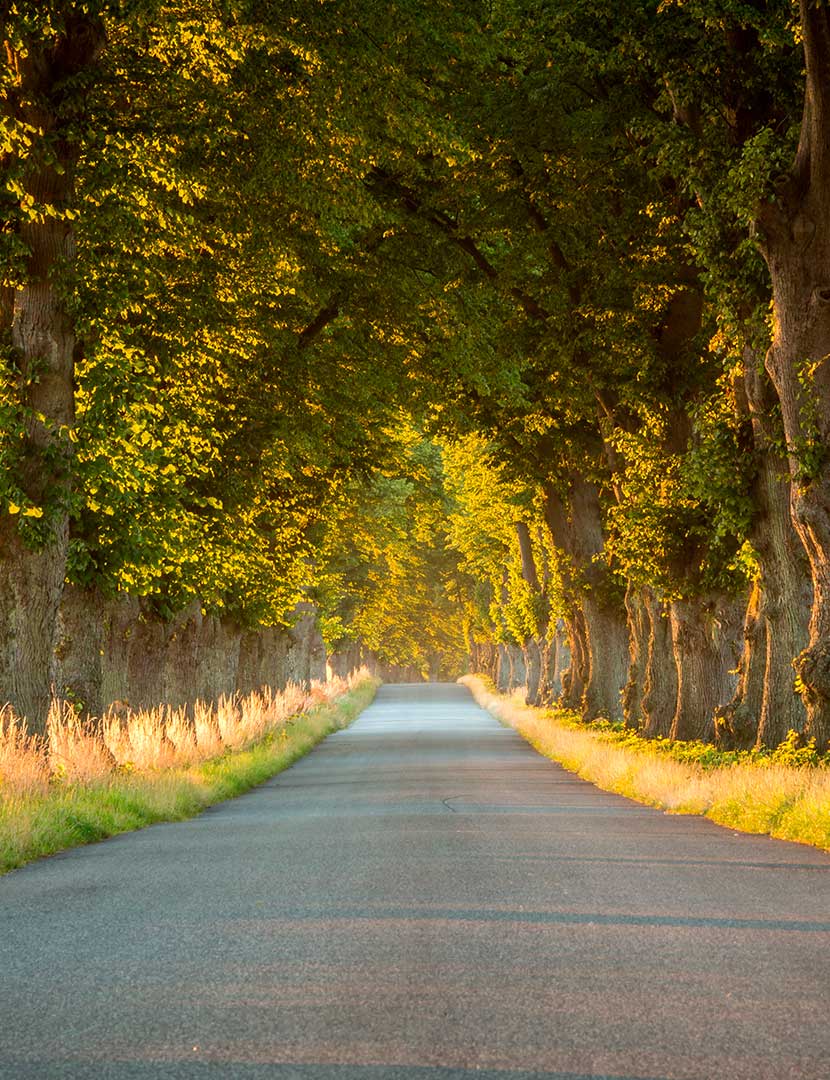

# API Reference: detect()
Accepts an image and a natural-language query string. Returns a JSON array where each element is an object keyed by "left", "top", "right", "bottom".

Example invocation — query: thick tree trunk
[
  {"left": 746, "top": 371, "right": 812, "bottom": 748},
  {"left": 327, "top": 643, "right": 359, "bottom": 680},
  {"left": 0, "top": 17, "right": 105, "bottom": 730},
  {"left": 163, "top": 605, "right": 241, "bottom": 706},
  {"left": 560, "top": 611, "right": 587, "bottom": 711},
  {"left": 669, "top": 594, "right": 743, "bottom": 742},
  {"left": 549, "top": 620, "right": 570, "bottom": 702},
  {"left": 570, "top": 481, "right": 627, "bottom": 721},
  {"left": 719, "top": 355, "right": 811, "bottom": 747},
  {"left": 714, "top": 583, "right": 765, "bottom": 749},
  {"left": 622, "top": 584, "right": 649, "bottom": 728},
  {"left": 472, "top": 641, "right": 499, "bottom": 681},
  {"left": 543, "top": 478, "right": 628, "bottom": 720},
  {"left": 54, "top": 584, "right": 105, "bottom": 718},
  {"left": 286, "top": 606, "right": 327, "bottom": 685},
  {"left": 507, "top": 643, "right": 526, "bottom": 691},
  {"left": 237, "top": 625, "right": 290, "bottom": 694},
  {"left": 716, "top": 482, "right": 811, "bottom": 750},
  {"left": 640, "top": 590, "right": 677, "bottom": 738},
  {"left": 523, "top": 638, "right": 542, "bottom": 705},
  {"left": 757, "top": 551, "right": 811, "bottom": 746},
  {"left": 515, "top": 521, "right": 547, "bottom": 705},
  {"left": 754, "top": 1, "right": 830, "bottom": 748},
  {"left": 534, "top": 636, "right": 554, "bottom": 704},
  {"left": 581, "top": 592, "right": 628, "bottom": 721},
  {"left": 496, "top": 643, "right": 511, "bottom": 692}
]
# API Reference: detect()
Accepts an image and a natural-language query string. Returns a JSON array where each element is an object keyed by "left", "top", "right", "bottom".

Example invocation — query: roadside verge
[
  {"left": 0, "top": 674, "right": 379, "bottom": 874},
  {"left": 460, "top": 675, "right": 830, "bottom": 852}
]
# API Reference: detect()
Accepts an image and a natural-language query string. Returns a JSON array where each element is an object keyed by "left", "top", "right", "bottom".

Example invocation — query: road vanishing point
[{"left": 2, "top": 683, "right": 829, "bottom": 1080}]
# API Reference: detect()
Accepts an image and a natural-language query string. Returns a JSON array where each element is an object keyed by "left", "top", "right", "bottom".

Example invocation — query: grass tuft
[
  {"left": 461, "top": 675, "right": 830, "bottom": 852},
  {"left": 0, "top": 671, "right": 379, "bottom": 874}
]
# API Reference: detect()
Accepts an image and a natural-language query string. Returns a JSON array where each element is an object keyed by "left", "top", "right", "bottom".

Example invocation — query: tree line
[{"left": 2, "top": 1, "right": 830, "bottom": 751}]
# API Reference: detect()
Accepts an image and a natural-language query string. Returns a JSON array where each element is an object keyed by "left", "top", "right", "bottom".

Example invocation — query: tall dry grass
[
  {"left": 0, "top": 707, "right": 49, "bottom": 798},
  {"left": 461, "top": 675, "right": 830, "bottom": 851},
  {"left": 1, "top": 670, "right": 379, "bottom": 874},
  {"left": 0, "top": 673, "right": 360, "bottom": 802}
]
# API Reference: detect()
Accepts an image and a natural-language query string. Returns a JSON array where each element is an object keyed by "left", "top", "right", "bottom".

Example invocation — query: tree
[{"left": 1, "top": 3, "right": 107, "bottom": 726}]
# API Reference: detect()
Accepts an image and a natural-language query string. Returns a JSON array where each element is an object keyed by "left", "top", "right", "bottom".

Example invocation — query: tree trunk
[
  {"left": 669, "top": 594, "right": 743, "bottom": 742},
  {"left": 54, "top": 584, "right": 105, "bottom": 718},
  {"left": 534, "top": 636, "right": 553, "bottom": 704},
  {"left": 474, "top": 641, "right": 498, "bottom": 681},
  {"left": 640, "top": 590, "right": 677, "bottom": 738},
  {"left": 581, "top": 591, "right": 629, "bottom": 721},
  {"left": 716, "top": 353, "right": 811, "bottom": 748},
  {"left": 570, "top": 480, "right": 627, "bottom": 722},
  {"left": 549, "top": 620, "right": 570, "bottom": 702},
  {"left": 523, "top": 637, "right": 543, "bottom": 705},
  {"left": 560, "top": 610, "right": 587, "bottom": 711},
  {"left": 754, "top": 1, "right": 830, "bottom": 748},
  {"left": 0, "top": 16, "right": 106, "bottom": 730},
  {"left": 515, "top": 521, "right": 546, "bottom": 705},
  {"left": 496, "top": 643, "right": 511, "bottom": 692},
  {"left": 622, "top": 584, "right": 649, "bottom": 728},
  {"left": 507, "top": 643, "right": 526, "bottom": 691},
  {"left": 747, "top": 358, "right": 812, "bottom": 746},
  {"left": 543, "top": 477, "right": 628, "bottom": 720},
  {"left": 757, "top": 550, "right": 811, "bottom": 746},
  {"left": 714, "top": 583, "right": 765, "bottom": 749}
]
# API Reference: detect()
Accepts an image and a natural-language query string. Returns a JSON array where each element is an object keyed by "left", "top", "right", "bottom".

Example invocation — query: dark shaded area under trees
[{"left": 2, "top": 1, "right": 830, "bottom": 752}]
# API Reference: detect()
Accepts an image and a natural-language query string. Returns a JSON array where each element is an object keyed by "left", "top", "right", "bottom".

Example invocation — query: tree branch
[
  {"left": 796, "top": 0, "right": 830, "bottom": 190},
  {"left": 298, "top": 302, "right": 340, "bottom": 350}
]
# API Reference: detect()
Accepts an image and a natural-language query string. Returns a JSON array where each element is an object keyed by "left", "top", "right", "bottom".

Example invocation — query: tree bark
[
  {"left": 714, "top": 582, "right": 765, "bottom": 749},
  {"left": 640, "top": 589, "right": 677, "bottom": 738},
  {"left": 523, "top": 637, "right": 543, "bottom": 704},
  {"left": 718, "top": 352, "right": 810, "bottom": 747},
  {"left": 669, "top": 594, "right": 743, "bottom": 742},
  {"left": 560, "top": 610, "right": 588, "bottom": 711},
  {"left": 746, "top": 354, "right": 811, "bottom": 746},
  {"left": 543, "top": 478, "right": 628, "bottom": 720},
  {"left": 753, "top": 1, "right": 830, "bottom": 748},
  {"left": 549, "top": 620, "right": 570, "bottom": 702},
  {"left": 496, "top": 643, "right": 511, "bottom": 692},
  {"left": 581, "top": 590, "right": 629, "bottom": 721},
  {"left": 0, "top": 15, "right": 106, "bottom": 730},
  {"left": 54, "top": 584, "right": 105, "bottom": 718},
  {"left": 507, "top": 642, "right": 526, "bottom": 690},
  {"left": 622, "top": 584, "right": 649, "bottom": 728},
  {"left": 569, "top": 479, "right": 628, "bottom": 721}
]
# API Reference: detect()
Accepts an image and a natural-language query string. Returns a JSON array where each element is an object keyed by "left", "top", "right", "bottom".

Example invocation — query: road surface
[{"left": 2, "top": 683, "right": 829, "bottom": 1080}]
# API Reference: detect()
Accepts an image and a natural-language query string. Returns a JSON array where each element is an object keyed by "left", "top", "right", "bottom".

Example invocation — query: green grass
[
  {"left": 461, "top": 675, "right": 830, "bottom": 852},
  {"left": 0, "top": 676, "right": 379, "bottom": 875}
]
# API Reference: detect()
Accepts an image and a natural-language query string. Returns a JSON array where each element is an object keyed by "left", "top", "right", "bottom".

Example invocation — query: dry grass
[
  {"left": 0, "top": 675, "right": 357, "bottom": 797},
  {"left": 0, "top": 669, "right": 378, "bottom": 874},
  {"left": 0, "top": 707, "right": 49, "bottom": 799},
  {"left": 461, "top": 675, "right": 830, "bottom": 852}
]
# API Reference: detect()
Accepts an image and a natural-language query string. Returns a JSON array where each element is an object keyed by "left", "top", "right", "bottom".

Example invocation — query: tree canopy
[{"left": 4, "top": 0, "right": 830, "bottom": 749}]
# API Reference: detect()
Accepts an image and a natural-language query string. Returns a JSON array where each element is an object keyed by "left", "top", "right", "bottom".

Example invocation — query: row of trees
[
  {"left": 3, "top": 2, "right": 830, "bottom": 750},
  {"left": 333, "top": 0, "right": 830, "bottom": 753}
]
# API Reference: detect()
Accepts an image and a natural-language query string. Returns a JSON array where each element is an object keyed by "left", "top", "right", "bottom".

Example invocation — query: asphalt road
[{"left": 2, "top": 683, "right": 829, "bottom": 1080}]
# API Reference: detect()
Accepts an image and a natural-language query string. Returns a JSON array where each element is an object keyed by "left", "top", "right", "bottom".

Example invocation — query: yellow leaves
[{"left": 8, "top": 503, "right": 43, "bottom": 518}]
